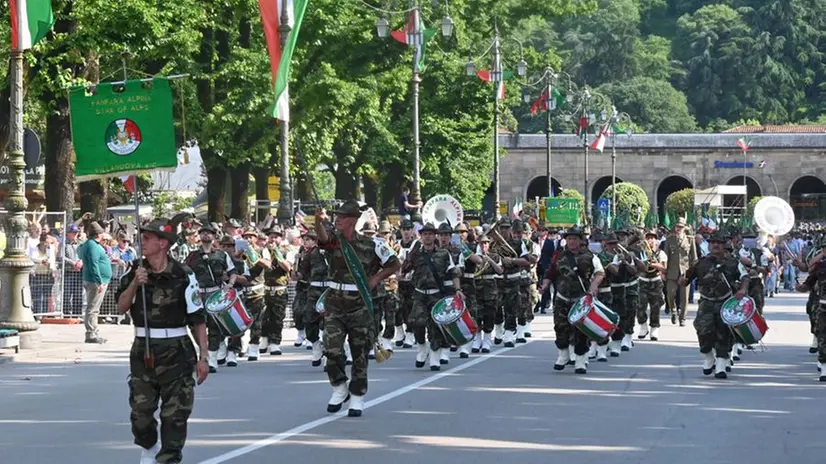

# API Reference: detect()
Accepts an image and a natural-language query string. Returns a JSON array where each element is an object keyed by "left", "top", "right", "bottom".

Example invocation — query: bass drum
[{"left": 422, "top": 194, "right": 464, "bottom": 229}]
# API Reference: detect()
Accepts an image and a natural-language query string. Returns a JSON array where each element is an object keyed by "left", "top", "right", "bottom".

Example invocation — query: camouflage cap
[
  {"left": 644, "top": 228, "right": 658, "bottom": 237},
  {"left": 265, "top": 225, "right": 283, "bottom": 236},
  {"left": 143, "top": 219, "right": 178, "bottom": 242},
  {"left": 335, "top": 199, "right": 363, "bottom": 218},
  {"left": 511, "top": 219, "right": 523, "bottom": 231},
  {"left": 303, "top": 229, "right": 318, "bottom": 240},
  {"left": 498, "top": 218, "right": 512, "bottom": 228},
  {"left": 437, "top": 223, "right": 453, "bottom": 234},
  {"left": 361, "top": 222, "right": 377, "bottom": 234}
]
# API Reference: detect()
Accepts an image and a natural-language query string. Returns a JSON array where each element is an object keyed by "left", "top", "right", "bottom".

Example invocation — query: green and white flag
[{"left": 68, "top": 78, "right": 178, "bottom": 181}]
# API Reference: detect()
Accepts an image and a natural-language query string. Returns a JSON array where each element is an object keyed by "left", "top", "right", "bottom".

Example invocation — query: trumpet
[{"left": 491, "top": 228, "right": 518, "bottom": 258}]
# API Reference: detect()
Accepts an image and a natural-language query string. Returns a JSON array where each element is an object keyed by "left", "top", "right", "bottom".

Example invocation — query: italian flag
[
  {"left": 259, "top": 0, "right": 309, "bottom": 121},
  {"left": 476, "top": 70, "right": 512, "bottom": 100},
  {"left": 391, "top": 10, "right": 437, "bottom": 72},
  {"left": 737, "top": 137, "right": 751, "bottom": 151},
  {"left": 119, "top": 175, "right": 136, "bottom": 194},
  {"left": 590, "top": 124, "right": 609, "bottom": 152},
  {"left": 10, "top": 0, "right": 54, "bottom": 51},
  {"left": 530, "top": 88, "right": 565, "bottom": 115}
]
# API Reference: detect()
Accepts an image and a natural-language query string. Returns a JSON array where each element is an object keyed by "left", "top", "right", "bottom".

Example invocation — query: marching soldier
[
  {"left": 292, "top": 229, "right": 311, "bottom": 348},
  {"left": 403, "top": 222, "right": 463, "bottom": 371},
  {"left": 437, "top": 223, "right": 464, "bottom": 361},
  {"left": 395, "top": 219, "right": 420, "bottom": 348},
  {"left": 617, "top": 228, "right": 646, "bottom": 352},
  {"left": 731, "top": 232, "right": 770, "bottom": 359},
  {"left": 637, "top": 229, "right": 667, "bottom": 341},
  {"left": 315, "top": 200, "right": 401, "bottom": 417},
  {"left": 117, "top": 219, "right": 209, "bottom": 464},
  {"left": 512, "top": 220, "right": 538, "bottom": 343},
  {"left": 455, "top": 222, "right": 485, "bottom": 356},
  {"left": 362, "top": 222, "right": 386, "bottom": 360},
  {"left": 185, "top": 224, "right": 237, "bottom": 373},
  {"left": 583, "top": 233, "right": 614, "bottom": 362},
  {"left": 795, "top": 241, "right": 826, "bottom": 380},
  {"left": 263, "top": 226, "right": 291, "bottom": 355},
  {"left": 679, "top": 231, "right": 749, "bottom": 379},
  {"left": 498, "top": 219, "right": 532, "bottom": 347},
  {"left": 599, "top": 232, "right": 627, "bottom": 358},
  {"left": 238, "top": 228, "right": 271, "bottom": 361},
  {"left": 301, "top": 228, "right": 328, "bottom": 367},
  {"left": 539, "top": 227, "right": 605, "bottom": 374},
  {"left": 378, "top": 221, "right": 400, "bottom": 352},
  {"left": 474, "top": 235, "right": 504, "bottom": 353},
  {"left": 219, "top": 235, "right": 250, "bottom": 366}
]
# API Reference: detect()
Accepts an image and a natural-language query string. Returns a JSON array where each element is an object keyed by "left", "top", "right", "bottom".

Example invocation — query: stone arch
[
  {"left": 656, "top": 175, "right": 693, "bottom": 221},
  {"left": 592, "top": 176, "right": 623, "bottom": 207},
  {"left": 724, "top": 176, "right": 762, "bottom": 209},
  {"left": 525, "top": 176, "right": 563, "bottom": 200},
  {"left": 789, "top": 175, "right": 826, "bottom": 220}
]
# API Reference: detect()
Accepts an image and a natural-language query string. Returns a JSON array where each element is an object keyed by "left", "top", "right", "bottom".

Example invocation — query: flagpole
[
  {"left": 277, "top": 0, "right": 293, "bottom": 226},
  {"left": 545, "top": 69, "right": 553, "bottom": 199},
  {"left": 0, "top": 49, "right": 39, "bottom": 346},
  {"left": 411, "top": 0, "right": 422, "bottom": 223},
  {"left": 492, "top": 30, "right": 501, "bottom": 220}
]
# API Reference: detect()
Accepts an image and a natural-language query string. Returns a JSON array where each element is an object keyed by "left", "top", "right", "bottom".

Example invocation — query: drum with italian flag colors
[
  {"left": 720, "top": 296, "right": 768, "bottom": 345},
  {"left": 568, "top": 295, "right": 619, "bottom": 341},
  {"left": 205, "top": 288, "right": 253, "bottom": 337},
  {"left": 431, "top": 294, "right": 479, "bottom": 345}
]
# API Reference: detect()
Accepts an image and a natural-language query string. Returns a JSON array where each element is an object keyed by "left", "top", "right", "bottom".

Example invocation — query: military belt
[
  {"left": 310, "top": 281, "right": 327, "bottom": 287},
  {"left": 481, "top": 275, "right": 498, "bottom": 280},
  {"left": 442, "top": 280, "right": 455, "bottom": 287},
  {"left": 625, "top": 279, "right": 639, "bottom": 287},
  {"left": 247, "top": 284, "right": 265, "bottom": 292},
  {"left": 266, "top": 286, "right": 288, "bottom": 294},
  {"left": 327, "top": 282, "right": 359, "bottom": 292},
  {"left": 135, "top": 327, "right": 188, "bottom": 339},
  {"left": 639, "top": 276, "right": 662, "bottom": 283},
  {"left": 505, "top": 272, "right": 522, "bottom": 280},
  {"left": 463, "top": 273, "right": 476, "bottom": 279},
  {"left": 415, "top": 288, "right": 441, "bottom": 295},
  {"left": 702, "top": 292, "right": 732, "bottom": 302},
  {"left": 200, "top": 286, "right": 221, "bottom": 294},
  {"left": 610, "top": 283, "right": 625, "bottom": 288},
  {"left": 598, "top": 287, "right": 611, "bottom": 293}
]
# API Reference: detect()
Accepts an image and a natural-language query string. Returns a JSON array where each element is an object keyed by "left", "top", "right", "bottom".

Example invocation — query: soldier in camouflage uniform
[
  {"left": 617, "top": 228, "right": 646, "bottom": 352},
  {"left": 395, "top": 219, "right": 420, "bottom": 348},
  {"left": 403, "top": 222, "right": 463, "bottom": 371},
  {"left": 292, "top": 229, "right": 311, "bottom": 348},
  {"left": 300, "top": 229, "right": 328, "bottom": 367},
  {"left": 263, "top": 226, "right": 291, "bottom": 355},
  {"left": 680, "top": 231, "right": 749, "bottom": 379},
  {"left": 795, "top": 242, "right": 826, "bottom": 380},
  {"left": 377, "top": 221, "right": 399, "bottom": 352},
  {"left": 316, "top": 200, "right": 401, "bottom": 417},
  {"left": 583, "top": 233, "right": 614, "bottom": 362},
  {"left": 184, "top": 224, "right": 237, "bottom": 373},
  {"left": 361, "top": 222, "right": 385, "bottom": 360},
  {"left": 219, "top": 236, "right": 250, "bottom": 366},
  {"left": 455, "top": 222, "right": 485, "bottom": 356},
  {"left": 539, "top": 227, "right": 605, "bottom": 374},
  {"left": 237, "top": 228, "right": 272, "bottom": 362},
  {"left": 117, "top": 219, "right": 210, "bottom": 464},
  {"left": 598, "top": 233, "right": 627, "bottom": 358},
  {"left": 474, "top": 235, "right": 504, "bottom": 353},
  {"left": 730, "top": 232, "right": 770, "bottom": 359},
  {"left": 636, "top": 229, "right": 667, "bottom": 341},
  {"left": 437, "top": 222, "right": 464, "bottom": 361},
  {"left": 497, "top": 219, "right": 532, "bottom": 347},
  {"left": 512, "top": 220, "right": 538, "bottom": 344}
]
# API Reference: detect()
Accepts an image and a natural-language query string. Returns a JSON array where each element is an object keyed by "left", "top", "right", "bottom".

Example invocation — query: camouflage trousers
[
  {"left": 396, "top": 282, "right": 414, "bottom": 332},
  {"left": 494, "top": 281, "right": 505, "bottom": 326},
  {"left": 323, "top": 292, "right": 371, "bottom": 396},
  {"left": 637, "top": 280, "right": 664, "bottom": 328},
  {"left": 553, "top": 295, "right": 589, "bottom": 355},
  {"left": 694, "top": 297, "right": 733, "bottom": 357},
  {"left": 623, "top": 285, "right": 640, "bottom": 336},
  {"left": 263, "top": 288, "right": 288, "bottom": 344},
  {"left": 293, "top": 284, "right": 309, "bottom": 331},
  {"left": 243, "top": 296, "right": 266, "bottom": 346},
  {"left": 410, "top": 291, "right": 452, "bottom": 350},
  {"left": 610, "top": 286, "right": 627, "bottom": 341},
  {"left": 520, "top": 282, "right": 538, "bottom": 323},
  {"left": 476, "top": 283, "right": 498, "bottom": 333},
  {"left": 502, "top": 282, "right": 524, "bottom": 331},
  {"left": 128, "top": 336, "right": 196, "bottom": 464},
  {"left": 807, "top": 290, "right": 819, "bottom": 334},
  {"left": 303, "top": 287, "right": 325, "bottom": 344},
  {"left": 748, "top": 280, "right": 764, "bottom": 315},
  {"left": 373, "top": 293, "right": 397, "bottom": 340},
  {"left": 814, "top": 303, "right": 826, "bottom": 363}
]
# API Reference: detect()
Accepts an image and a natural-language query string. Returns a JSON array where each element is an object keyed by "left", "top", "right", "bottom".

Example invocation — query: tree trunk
[
  {"left": 363, "top": 173, "right": 378, "bottom": 207},
  {"left": 79, "top": 180, "right": 108, "bottom": 219},
  {"left": 229, "top": 162, "right": 251, "bottom": 220},
  {"left": 203, "top": 149, "right": 227, "bottom": 223},
  {"left": 253, "top": 165, "right": 270, "bottom": 222},
  {"left": 334, "top": 163, "right": 358, "bottom": 200},
  {"left": 380, "top": 163, "right": 404, "bottom": 212}
]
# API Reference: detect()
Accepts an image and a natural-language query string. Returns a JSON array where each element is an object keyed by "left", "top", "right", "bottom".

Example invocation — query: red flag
[
  {"left": 575, "top": 117, "right": 589, "bottom": 136},
  {"left": 121, "top": 175, "right": 136, "bottom": 194},
  {"left": 530, "top": 90, "right": 548, "bottom": 115}
]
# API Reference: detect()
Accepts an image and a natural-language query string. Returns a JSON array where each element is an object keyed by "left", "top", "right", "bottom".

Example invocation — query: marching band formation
[{"left": 123, "top": 194, "right": 818, "bottom": 464}]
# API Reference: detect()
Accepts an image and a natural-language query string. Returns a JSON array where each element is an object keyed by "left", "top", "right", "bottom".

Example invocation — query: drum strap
[
  {"left": 422, "top": 251, "right": 447, "bottom": 297},
  {"left": 565, "top": 253, "right": 588, "bottom": 294}
]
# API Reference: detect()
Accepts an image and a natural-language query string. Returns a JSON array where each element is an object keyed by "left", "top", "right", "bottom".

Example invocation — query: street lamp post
[
  {"left": 277, "top": 0, "right": 293, "bottom": 225},
  {"left": 376, "top": 0, "right": 453, "bottom": 223},
  {"left": 0, "top": 50, "right": 38, "bottom": 346},
  {"left": 609, "top": 107, "right": 632, "bottom": 219},
  {"left": 565, "top": 88, "right": 610, "bottom": 226}
]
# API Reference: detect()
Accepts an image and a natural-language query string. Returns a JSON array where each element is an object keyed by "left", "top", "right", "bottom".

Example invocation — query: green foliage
[
  {"left": 599, "top": 77, "right": 696, "bottom": 133},
  {"left": 599, "top": 182, "right": 649, "bottom": 225},
  {"left": 152, "top": 192, "right": 194, "bottom": 218},
  {"left": 746, "top": 195, "right": 763, "bottom": 217},
  {"left": 665, "top": 188, "right": 695, "bottom": 218}
]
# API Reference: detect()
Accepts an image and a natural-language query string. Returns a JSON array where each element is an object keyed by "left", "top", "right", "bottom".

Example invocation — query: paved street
[{"left": 1, "top": 292, "right": 823, "bottom": 464}]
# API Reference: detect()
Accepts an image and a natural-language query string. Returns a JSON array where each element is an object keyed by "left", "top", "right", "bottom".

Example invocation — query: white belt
[
  {"left": 505, "top": 272, "right": 522, "bottom": 279},
  {"left": 399, "top": 277, "right": 412, "bottom": 282},
  {"left": 625, "top": 279, "right": 639, "bottom": 287},
  {"left": 610, "top": 284, "right": 625, "bottom": 288},
  {"left": 556, "top": 293, "right": 579, "bottom": 302},
  {"left": 463, "top": 273, "right": 476, "bottom": 279},
  {"left": 416, "top": 288, "right": 441, "bottom": 295},
  {"left": 327, "top": 282, "right": 359, "bottom": 292},
  {"left": 598, "top": 287, "right": 611, "bottom": 293},
  {"left": 702, "top": 292, "right": 732, "bottom": 302},
  {"left": 135, "top": 327, "right": 188, "bottom": 339},
  {"left": 200, "top": 286, "right": 221, "bottom": 293},
  {"left": 247, "top": 284, "right": 265, "bottom": 292},
  {"left": 267, "top": 285, "right": 287, "bottom": 291},
  {"left": 640, "top": 276, "right": 661, "bottom": 282},
  {"left": 443, "top": 280, "right": 455, "bottom": 287},
  {"left": 310, "top": 281, "right": 326, "bottom": 288},
  {"left": 481, "top": 275, "right": 498, "bottom": 280},
  {"left": 819, "top": 300, "right": 826, "bottom": 305}
]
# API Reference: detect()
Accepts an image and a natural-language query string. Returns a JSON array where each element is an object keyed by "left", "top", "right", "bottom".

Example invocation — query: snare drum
[
  {"left": 568, "top": 295, "right": 619, "bottom": 341},
  {"left": 720, "top": 296, "right": 768, "bottom": 345},
  {"left": 431, "top": 295, "right": 479, "bottom": 345},
  {"left": 204, "top": 288, "right": 253, "bottom": 337}
]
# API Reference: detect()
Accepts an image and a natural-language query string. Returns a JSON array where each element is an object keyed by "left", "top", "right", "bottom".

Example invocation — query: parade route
[{"left": 1, "top": 292, "right": 823, "bottom": 464}]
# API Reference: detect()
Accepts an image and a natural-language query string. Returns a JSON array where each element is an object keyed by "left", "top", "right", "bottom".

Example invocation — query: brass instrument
[{"left": 491, "top": 227, "right": 518, "bottom": 258}]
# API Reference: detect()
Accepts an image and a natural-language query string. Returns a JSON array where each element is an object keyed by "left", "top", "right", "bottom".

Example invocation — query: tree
[
  {"left": 599, "top": 77, "right": 697, "bottom": 132},
  {"left": 599, "top": 182, "right": 650, "bottom": 225},
  {"left": 665, "top": 188, "right": 695, "bottom": 217}
]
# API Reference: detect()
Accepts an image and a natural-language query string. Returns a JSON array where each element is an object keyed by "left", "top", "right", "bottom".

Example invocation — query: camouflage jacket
[
  {"left": 502, "top": 237, "right": 530, "bottom": 278},
  {"left": 116, "top": 259, "right": 206, "bottom": 329},
  {"left": 308, "top": 246, "right": 329, "bottom": 283},
  {"left": 319, "top": 232, "right": 400, "bottom": 297},
  {"left": 405, "top": 245, "right": 461, "bottom": 292},
  {"left": 185, "top": 247, "right": 236, "bottom": 289},
  {"left": 687, "top": 254, "right": 747, "bottom": 299},
  {"left": 554, "top": 249, "right": 604, "bottom": 300},
  {"left": 597, "top": 250, "right": 617, "bottom": 290},
  {"left": 296, "top": 247, "right": 312, "bottom": 283},
  {"left": 398, "top": 239, "right": 422, "bottom": 283},
  {"left": 264, "top": 245, "right": 290, "bottom": 287},
  {"left": 231, "top": 257, "right": 250, "bottom": 290}
]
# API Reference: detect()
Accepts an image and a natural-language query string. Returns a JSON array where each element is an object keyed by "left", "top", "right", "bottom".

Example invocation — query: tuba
[
  {"left": 355, "top": 203, "right": 378, "bottom": 232},
  {"left": 754, "top": 196, "right": 795, "bottom": 237},
  {"left": 422, "top": 194, "right": 464, "bottom": 229}
]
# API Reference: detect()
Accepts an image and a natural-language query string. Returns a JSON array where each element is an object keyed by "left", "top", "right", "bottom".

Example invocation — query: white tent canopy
[{"left": 694, "top": 185, "right": 747, "bottom": 207}]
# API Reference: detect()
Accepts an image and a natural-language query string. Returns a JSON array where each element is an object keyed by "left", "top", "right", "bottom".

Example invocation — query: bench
[{"left": 0, "top": 329, "right": 20, "bottom": 354}]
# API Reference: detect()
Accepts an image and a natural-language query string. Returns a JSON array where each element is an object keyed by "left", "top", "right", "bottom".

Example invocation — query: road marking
[{"left": 198, "top": 333, "right": 548, "bottom": 463}]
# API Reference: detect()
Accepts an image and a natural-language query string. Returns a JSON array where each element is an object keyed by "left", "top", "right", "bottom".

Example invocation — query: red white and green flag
[
  {"left": 476, "top": 70, "right": 513, "bottom": 100},
  {"left": 737, "top": 137, "right": 751, "bottom": 151},
  {"left": 590, "top": 124, "right": 609, "bottom": 152},
  {"left": 530, "top": 88, "right": 566, "bottom": 115},
  {"left": 391, "top": 10, "right": 437, "bottom": 72},
  {"left": 259, "top": 0, "right": 308, "bottom": 121},
  {"left": 10, "top": 0, "right": 54, "bottom": 51}
]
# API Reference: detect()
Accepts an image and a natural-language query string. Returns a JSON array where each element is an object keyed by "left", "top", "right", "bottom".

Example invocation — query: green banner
[
  {"left": 69, "top": 78, "right": 177, "bottom": 181},
  {"left": 545, "top": 198, "right": 581, "bottom": 227}
]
